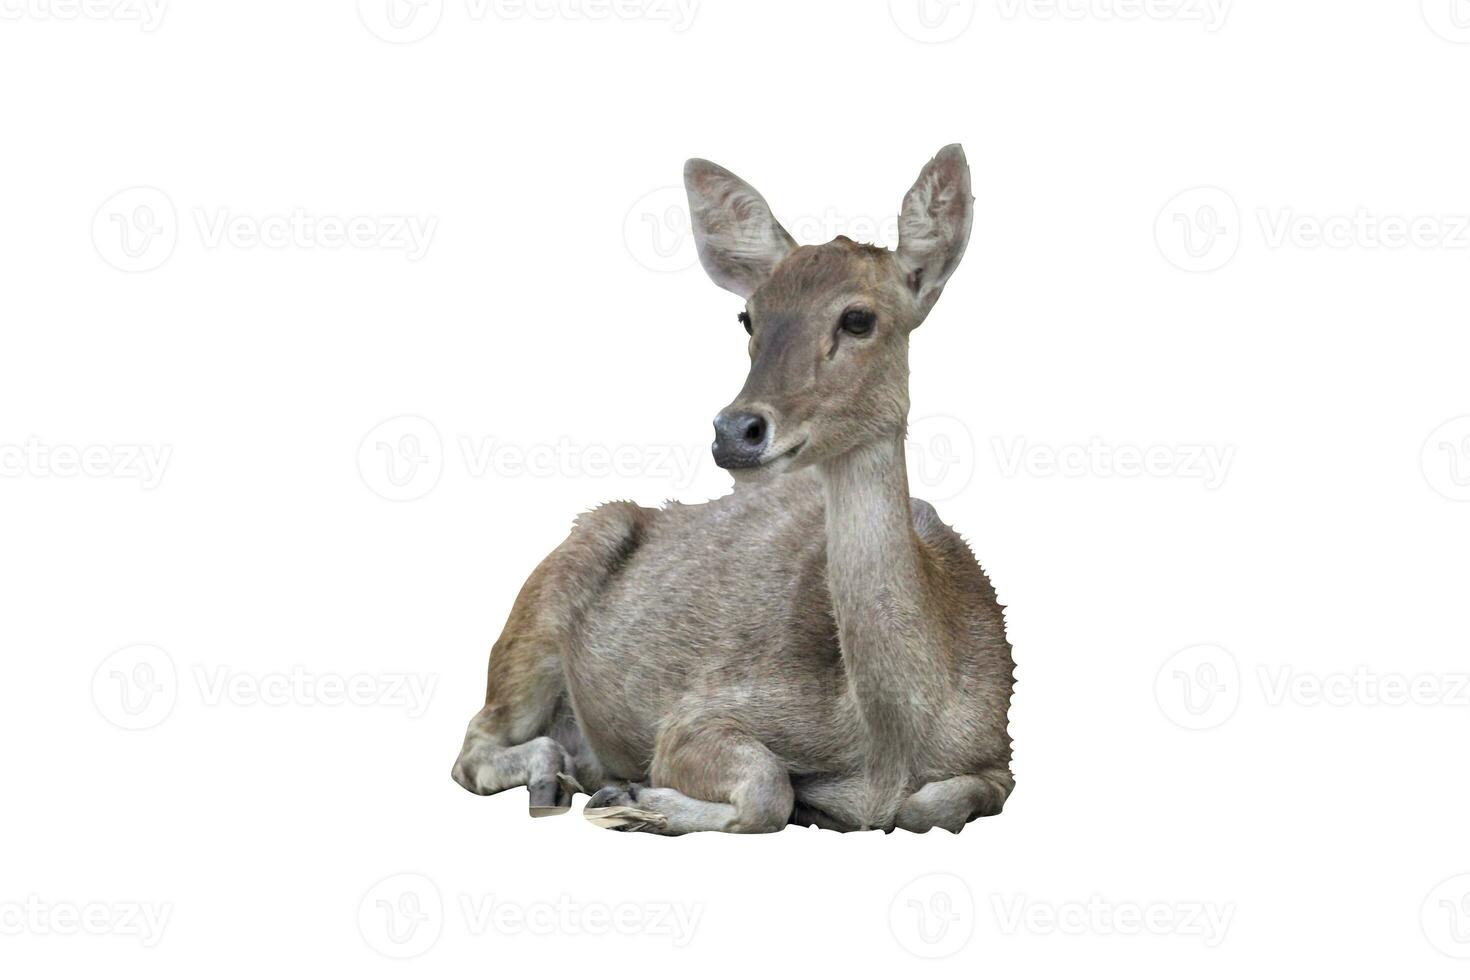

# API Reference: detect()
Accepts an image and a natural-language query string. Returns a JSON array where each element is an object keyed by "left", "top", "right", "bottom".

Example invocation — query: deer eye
[
  {"left": 737, "top": 311, "right": 752, "bottom": 334},
  {"left": 839, "top": 308, "right": 876, "bottom": 337}
]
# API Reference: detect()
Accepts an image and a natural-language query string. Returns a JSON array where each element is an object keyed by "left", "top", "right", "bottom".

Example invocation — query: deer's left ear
[
  {"left": 896, "top": 144, "right": 974, "bottom": 322},
  {"left": 685, "top": 158, "right": 797, "bottom": 299}
]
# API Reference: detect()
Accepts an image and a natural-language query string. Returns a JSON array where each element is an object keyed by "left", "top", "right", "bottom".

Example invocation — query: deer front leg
[
  {"left": 583, "top": 719, "right": 794, "bottom": 835},
  {"left": 451, "top": 587, "right": 597, "bottom": 815},
  {"left": 452, "top": 706, "right": 587, "bottom": 815},
  {"left": 453, "top": 503, "right": 648, "bottom": 815},
  {"left": 895, "top": 769, "right": 1015, "bottom": 834},
  {"left": 451, "top": 606, "right": 588, "bottom": 815}
]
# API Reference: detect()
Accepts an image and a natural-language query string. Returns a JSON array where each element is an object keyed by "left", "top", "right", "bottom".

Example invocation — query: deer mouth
[{"left": 762, "top": 438, "right": 806, "bottom": 471}]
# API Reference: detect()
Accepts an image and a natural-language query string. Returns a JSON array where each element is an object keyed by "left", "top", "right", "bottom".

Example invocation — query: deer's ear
[
  {"left": 896, "top": 144, "right": 973, "bottom": 321},
  {"left": 684, "top": 159, "right": 796, "bottom": 299}
]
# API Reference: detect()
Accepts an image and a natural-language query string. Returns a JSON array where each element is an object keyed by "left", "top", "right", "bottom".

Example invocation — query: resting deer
[{"left": 451, "top": 145, "right": 1014, "bottom": 833}]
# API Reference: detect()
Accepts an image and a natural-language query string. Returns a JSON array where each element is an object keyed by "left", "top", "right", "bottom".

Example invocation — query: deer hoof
[{"left": 583, "top": 784, "right": 668, "bottom": 832}]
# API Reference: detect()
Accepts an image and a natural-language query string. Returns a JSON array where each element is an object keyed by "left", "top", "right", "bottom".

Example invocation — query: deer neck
[{"left": 818, "top": 432, "right": 943, "bottom": 777}]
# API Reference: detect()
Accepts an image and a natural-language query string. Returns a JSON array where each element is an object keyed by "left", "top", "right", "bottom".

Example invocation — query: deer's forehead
[{"left": 752, "top": 241, "right": 895, "bottom": 317}]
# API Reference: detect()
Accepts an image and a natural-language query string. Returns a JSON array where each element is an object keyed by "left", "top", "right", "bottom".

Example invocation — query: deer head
[{"left": 685, "top": 145, "right": 973, "bottom": 472}]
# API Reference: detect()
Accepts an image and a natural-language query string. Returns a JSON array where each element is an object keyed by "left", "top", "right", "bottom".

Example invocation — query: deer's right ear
[{"left": 684, "top": 159, "right": 796, "bottom": 299}]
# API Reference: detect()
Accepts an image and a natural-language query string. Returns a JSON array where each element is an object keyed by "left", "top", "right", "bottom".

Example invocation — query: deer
[{"left": 451, "top": 145, "right": 1014, "bottom": 834}]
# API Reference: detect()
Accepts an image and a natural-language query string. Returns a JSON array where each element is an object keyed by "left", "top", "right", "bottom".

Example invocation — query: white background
[{"left": 3, "top": 0, "right": 1469, "bottom": 975}]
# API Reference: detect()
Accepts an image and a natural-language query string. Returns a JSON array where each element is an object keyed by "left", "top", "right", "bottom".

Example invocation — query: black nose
[{"left": 712, "top": 410, "right": 769, "bottom": 469}]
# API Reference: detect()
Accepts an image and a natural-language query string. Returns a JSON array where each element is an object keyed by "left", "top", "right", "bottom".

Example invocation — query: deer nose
[{"left": 712, "top": 410, "right": 769, "bottom": 469}]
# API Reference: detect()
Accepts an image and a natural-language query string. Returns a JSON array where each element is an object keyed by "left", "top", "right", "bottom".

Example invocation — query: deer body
[{"left": 453, "top": 146, "right": 1015, "bottom": 833}]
